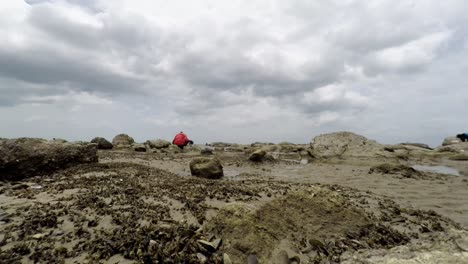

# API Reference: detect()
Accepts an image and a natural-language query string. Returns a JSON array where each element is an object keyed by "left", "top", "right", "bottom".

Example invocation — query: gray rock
[
  {"left": 112, "top": 134, "right": 135, "bottom": 148},
  {"left": 146, "top": 139, "right": 171, "bottom": 149},
  {"left": 200, "top": 148, "right": 214, "bottom": 155},
  {"left": 309, "top": 131, "right": 383, "bottom": 159},
  {"left": 0, "top": 138, "right": 98, "bottom": 181},
  {"left": 223, "top": 253, "right": 233, "bottom": 264},
  {"left": 90, "top": 137, "right": 113, "bottom": 149},
  {"left": 249, "top": 150, "right": 266, "bottom": 162},
  {"left": 189, "top": 158, "right": 223, "bottom": 179},
  {"left": 442, "top": 136, "right": 462, "bottom": 146},
  {"left": 133, "top": 144, "right": 147, "bottom": 152},
  {"left": 437, "top": 142, "right": 468, "bottom": 152},
  {"left": 247, "top": 254, "right": 259, "bottom": 264},
  {"left": 400, "top": 142, "right": 432, "bottom": 150}
]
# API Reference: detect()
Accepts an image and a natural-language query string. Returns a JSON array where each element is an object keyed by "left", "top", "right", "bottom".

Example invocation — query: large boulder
[
  {"left": 90, "top": 137, "right": 113, "bottom": 150},
  {"left": 442, "top": 137, "right": 462, "bottom": 146},
  {"left": 249, "top": 150, "right": 267, "bottom": 162},
  {"left": 0, "top": 138, "right": 98, "bottom": 181},
  {"left": 309, "top": 131, "right": 384, "bottom": 159},
  {"left": 189, "top": 158, "right": 224, "bottom": 179},
  {"left": 112, "top": 134, "right": 135, "bottom": 148},
  {"left": 146, "top": 139, "right": 171, "bottom": 149}
]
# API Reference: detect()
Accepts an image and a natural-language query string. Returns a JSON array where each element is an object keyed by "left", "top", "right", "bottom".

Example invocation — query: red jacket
[{"left": 172, "top": 133, "right": 189, "bottom": 146}]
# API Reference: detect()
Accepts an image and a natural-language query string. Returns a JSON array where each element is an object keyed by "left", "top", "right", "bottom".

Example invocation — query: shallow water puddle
[{"left": 412, "top": 165, "right": 460, "bottom": 176}]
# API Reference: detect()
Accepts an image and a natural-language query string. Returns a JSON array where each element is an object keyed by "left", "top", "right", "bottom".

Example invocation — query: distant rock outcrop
[
  {"left": 146, "top": 139, "right": 171, "bottom": 149},
  {"left": 90, "top": 137, "right": 113, "bottom": 150},
  {"left": 0, "top": 138, "right": 98, "bottom": 181},
  {"left": 309, "top": 131, "right": 384, "bottom": 159},
  {"left": 189, "top": 158, "right": 223, "bottom": 179},
  {"left": 442, "top": 137, "right": 462, "bottom": 146},
  {"left": 112, "top": 134, "right": 135, "bottom": 148},
  {"left": 437, "top": 142, "right": 468, "bottom": 153}
]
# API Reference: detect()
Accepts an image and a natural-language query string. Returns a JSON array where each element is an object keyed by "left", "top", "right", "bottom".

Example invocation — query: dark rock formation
[
  {"left": 90, "top": 137, "right": 113, "bottom": 150},
  {"left": 0, "top": 138, "right": 98, "bottom": 181}
]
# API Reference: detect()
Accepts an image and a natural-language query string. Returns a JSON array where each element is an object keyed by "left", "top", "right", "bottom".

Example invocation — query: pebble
[
  {"left": 223, "top": 253, "right": 233, "bottom": 264},
  {"left": 32, "top": 233, "right": 46, "bottom": 239},
  {"left": 247, "top": 254, "right": 259, "bottom": 264}
]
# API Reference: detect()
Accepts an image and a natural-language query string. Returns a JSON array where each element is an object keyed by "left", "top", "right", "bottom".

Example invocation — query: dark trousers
[{"left": 177, "top": 140, "right": 194, "bottom": 149}]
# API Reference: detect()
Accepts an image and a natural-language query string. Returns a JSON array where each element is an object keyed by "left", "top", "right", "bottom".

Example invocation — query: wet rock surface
[
  {"left": 369, "top": 163, "right": 424, "bottom": 179},
  {"left": 0, "top": 138, "right": 98, "bottom": 181},
  {"left": 190, "top": 157, "right": 224, "bottom": 179}
]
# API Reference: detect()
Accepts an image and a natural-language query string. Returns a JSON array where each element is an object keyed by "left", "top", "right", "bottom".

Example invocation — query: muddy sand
[{"left": 1, "top": 146, "right": 468, "bottom": 263}]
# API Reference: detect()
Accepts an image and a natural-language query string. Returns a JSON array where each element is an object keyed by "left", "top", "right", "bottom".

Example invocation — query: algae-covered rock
[
  {"left": 90, "top": 137, "right": 113, "bottom": 149},
  {"left": 0, "top": 138, "right": 98, "bottom": 181},
  {"left": 189, "top": 157, "right": 223, "bottom": 179},
  {"left": 369, "top": 163, "right": 422, "bottom": 178},
  {"left": 249, "top": 150, "right": 266, "bottom": 162},
  {"left": 112, "top": 134, "right": 135, "bottom": 148}
]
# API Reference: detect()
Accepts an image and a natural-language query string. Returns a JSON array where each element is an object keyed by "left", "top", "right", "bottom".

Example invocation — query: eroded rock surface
[
  {"left": 309, "top": 131, "right": 384, "bottom": 159},
  {"left": 0, "top": 138, "right": 98, "bottom": 181}
]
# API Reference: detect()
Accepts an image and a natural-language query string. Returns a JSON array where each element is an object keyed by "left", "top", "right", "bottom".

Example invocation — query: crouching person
[{"left": 172, "top": 131, "right": 194, "bottom": 149}]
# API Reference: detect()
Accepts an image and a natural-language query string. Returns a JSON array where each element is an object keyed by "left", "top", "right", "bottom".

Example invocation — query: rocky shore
[{"left": 1, "top": 132, "right": 468, "bottom": 263}]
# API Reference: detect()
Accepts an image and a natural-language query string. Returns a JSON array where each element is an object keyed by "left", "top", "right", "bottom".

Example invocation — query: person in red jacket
[{"left": 172, "top": 131, "right": 194, "bottom": 149}]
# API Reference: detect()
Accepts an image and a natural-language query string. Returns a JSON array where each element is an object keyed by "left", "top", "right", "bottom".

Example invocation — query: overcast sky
[{"left": 1, "top": 0, "right": 467, "bottom": 146}]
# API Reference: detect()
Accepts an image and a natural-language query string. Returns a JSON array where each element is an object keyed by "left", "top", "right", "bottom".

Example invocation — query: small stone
[
  {"left": 455, "top": 237, "right": 468, "bottom": 252},
  {"left": 196, "top": 253, "right": 207, "bottom": 263},
  {"left": 247, "top": 254, "right": 259, "bottom": 264},
  {"left": 211, "top": 238, "right": 222, "bottom": 250},
  {"left": 32, "top": 233, "right": 46, "bottom": 239},
  {"left": 11, "top": 184, "right": 29, "bottom": 190},
  {"left": 198, "top": 240, "right": 216, "bottom": 253},
  {"left": 53, "top": 229, "right": 64, "bottom": 236},
  {"left": 0, "top": 210, "right": 9, "bottom": 221},
  {"left": 149, "top": 240, "right": 157, "bottom": 246},
  {"left": 223, "top": 253, "right": 233, "bottom": 264},
  {"left": 275, "top": 250, "right": 289, "bottom": 264}
]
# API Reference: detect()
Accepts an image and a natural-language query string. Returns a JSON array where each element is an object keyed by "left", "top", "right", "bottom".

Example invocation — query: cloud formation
[{"left": 0, "top": 0, "right": 467, "bottom": 145}]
